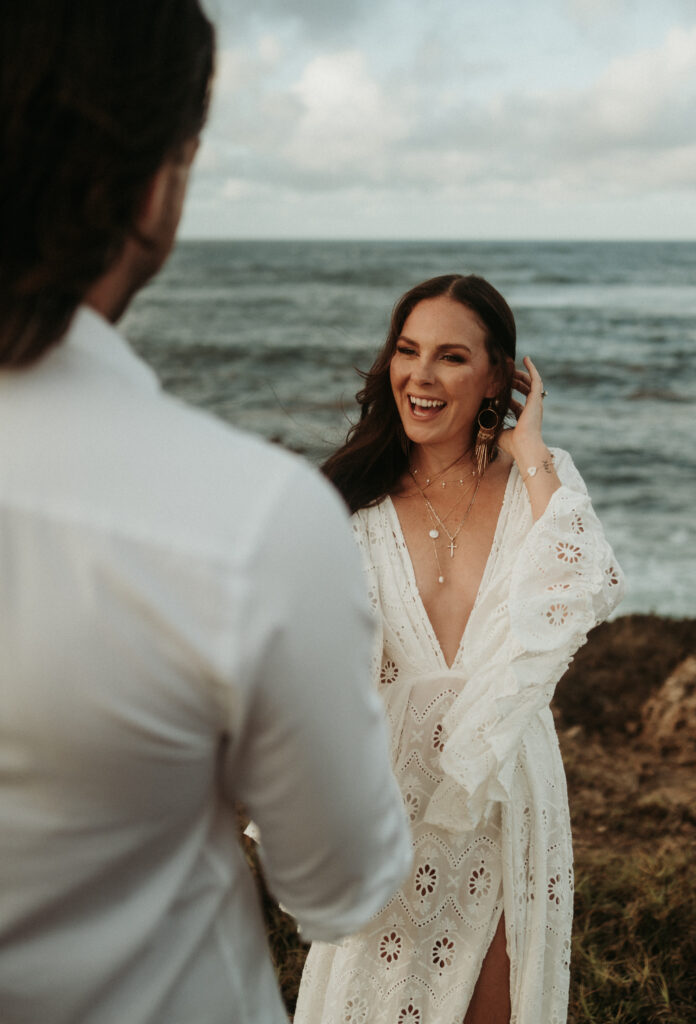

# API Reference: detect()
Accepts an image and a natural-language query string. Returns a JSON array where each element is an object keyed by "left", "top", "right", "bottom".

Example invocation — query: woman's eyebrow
[
  {"left": 397, "top": 335, "right": 472, "bottom": 354},
  {"left": 438, "top": 342, "right": 472, "bottom": 353}
]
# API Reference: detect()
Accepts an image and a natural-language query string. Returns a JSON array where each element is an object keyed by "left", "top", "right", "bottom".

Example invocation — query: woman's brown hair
[{"left": 322, "top": 274, "right": 517, "bottom": 513}]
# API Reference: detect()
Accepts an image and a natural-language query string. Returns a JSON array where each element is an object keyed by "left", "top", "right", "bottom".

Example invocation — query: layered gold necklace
[{"left": 408, "top": 455, "right": 482, "bottom": 584}]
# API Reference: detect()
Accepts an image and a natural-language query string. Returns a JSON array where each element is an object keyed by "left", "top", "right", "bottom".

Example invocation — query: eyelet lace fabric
[{"left": 295, "top": 449, "right": 624, "bottom": 1024}]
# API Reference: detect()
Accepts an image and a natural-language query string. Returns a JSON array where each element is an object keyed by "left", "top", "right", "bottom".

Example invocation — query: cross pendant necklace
[{"left": 408, "top": 469, "right": 483, "bottom": 582}]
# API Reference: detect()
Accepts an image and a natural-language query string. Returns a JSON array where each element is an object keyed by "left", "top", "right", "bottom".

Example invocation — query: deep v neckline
[{"left": 385, "top": 465, "right": 517, "bottom": 671}]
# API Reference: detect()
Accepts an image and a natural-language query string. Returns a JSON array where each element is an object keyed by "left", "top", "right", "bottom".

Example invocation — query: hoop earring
[{"left": 474, "top": 403, "right": 499, "bottom": 476}]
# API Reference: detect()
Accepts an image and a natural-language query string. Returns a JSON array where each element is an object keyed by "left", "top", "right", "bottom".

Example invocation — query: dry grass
[
  {"left": 560, "top": 727, "right": 696, "bottom": 1024},
  {"left": 569, "top": 848, "right": 696, "bottom": 1024},
  {"left": 240, "top": 831, "right": 309, "bottom": 1015},
  {"left": 243, "top": 614, "right": 696, "bottom": 1022}
]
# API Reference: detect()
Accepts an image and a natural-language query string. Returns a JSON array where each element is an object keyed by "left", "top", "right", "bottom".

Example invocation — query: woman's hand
[
  {"left": 497, "top": 356, "right": 545, "bottom": 462},
  {"left": 497, "top": 356, "right": 560, "bottom": 520}
]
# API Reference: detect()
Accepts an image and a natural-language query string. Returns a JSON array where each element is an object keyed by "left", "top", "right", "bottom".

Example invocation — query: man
[{"left": 0, "top": 4, "right": 411, "bottom": 1022}]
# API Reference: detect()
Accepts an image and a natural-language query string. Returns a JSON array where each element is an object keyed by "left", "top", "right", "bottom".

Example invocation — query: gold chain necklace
[
  {"left": 409, "top": 470, "right": 482, "bottom": 583},
  {"left": 411, "top": 449, "right": 475, "bottom": 490},
  {"left": 417, "top": 474, "right": 477, "bottom": 528}
]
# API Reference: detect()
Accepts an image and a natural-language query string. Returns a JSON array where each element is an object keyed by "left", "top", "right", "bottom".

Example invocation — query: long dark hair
[
  {"left": 0, "top": 0, "right": 215, "bottom": 366},
  {"left": 322, "top": 274, "right": 517, "bottom": 513}
]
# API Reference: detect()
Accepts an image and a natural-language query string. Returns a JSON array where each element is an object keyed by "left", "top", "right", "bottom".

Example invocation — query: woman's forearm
[{"left": 512, "top": 440, "right": 561, "bottom": 521}]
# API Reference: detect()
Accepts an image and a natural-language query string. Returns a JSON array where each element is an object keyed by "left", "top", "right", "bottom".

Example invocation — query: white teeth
[{"left": 410, "top": 396, "right": 445, "bottom": 409}]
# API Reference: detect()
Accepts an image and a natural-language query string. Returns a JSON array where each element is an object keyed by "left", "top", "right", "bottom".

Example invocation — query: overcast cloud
[{"left": 185, "top": 0, "right": 696, "bottom": 238}]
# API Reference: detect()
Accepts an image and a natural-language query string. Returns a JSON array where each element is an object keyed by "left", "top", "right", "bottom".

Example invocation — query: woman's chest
[{"left": 390, "top": 477, "right": 509, "bottom": 667}]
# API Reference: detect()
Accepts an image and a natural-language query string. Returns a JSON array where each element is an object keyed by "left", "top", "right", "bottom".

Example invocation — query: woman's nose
[{"left": 412, "top": 356, "right": 434, "bottom": 384}]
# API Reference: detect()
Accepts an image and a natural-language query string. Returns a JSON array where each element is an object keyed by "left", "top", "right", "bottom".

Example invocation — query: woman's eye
[
  {"left": 396, "top": 345, "right": 415, "bottom": 356},
  {"left": 442, "top": 353, "right": 464, "bottom": 363}
]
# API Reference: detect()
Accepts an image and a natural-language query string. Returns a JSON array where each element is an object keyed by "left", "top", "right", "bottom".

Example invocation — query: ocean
[{"left": 121, "top": 240, "right": 696, "bottom": 619}]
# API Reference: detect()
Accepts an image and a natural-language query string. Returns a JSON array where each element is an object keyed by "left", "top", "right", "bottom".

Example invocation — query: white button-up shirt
[{"left": 0, "top": 307, "right": 411, "bottom": 1024}]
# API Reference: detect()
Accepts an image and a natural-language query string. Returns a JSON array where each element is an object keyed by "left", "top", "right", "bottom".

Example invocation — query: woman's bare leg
[{"left": 463, "top": 913, "right": 511, "bottom": 1024}]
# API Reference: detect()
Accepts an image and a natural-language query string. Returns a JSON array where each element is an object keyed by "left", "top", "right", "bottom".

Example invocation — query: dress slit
[{"left": 462, "top": 906, "right": 510, "bottom": 1024}]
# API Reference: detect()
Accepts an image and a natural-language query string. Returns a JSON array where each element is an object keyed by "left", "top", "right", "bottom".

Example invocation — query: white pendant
[
  {"left": 429, "top": 529, "right": 439, "bottom": 539},
  {"left": 438, "top": 576, "right": 445, "bottom": 584}
]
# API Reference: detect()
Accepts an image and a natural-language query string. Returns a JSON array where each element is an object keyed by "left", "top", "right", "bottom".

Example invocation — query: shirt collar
[{"left": 65, "top": 305, "right": 160, "bottom": 392}]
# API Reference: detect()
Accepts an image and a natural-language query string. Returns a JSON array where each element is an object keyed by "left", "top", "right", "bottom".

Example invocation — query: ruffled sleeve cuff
[
  {"left": 508, "top": 483, "right": 624, "bottom": 653},
  {"left": 424, "top": 462, "right": 624, "bottom": 833}
]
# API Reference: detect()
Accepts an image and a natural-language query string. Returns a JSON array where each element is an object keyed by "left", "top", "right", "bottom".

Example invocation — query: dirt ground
[{"left": 553, "top": 613, "right": 696, "bottom": 856}]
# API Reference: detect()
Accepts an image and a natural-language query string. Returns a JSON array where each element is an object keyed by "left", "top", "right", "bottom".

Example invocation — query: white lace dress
[{"left": 294, "top": 449, "right": 624, "bottom": 1024}]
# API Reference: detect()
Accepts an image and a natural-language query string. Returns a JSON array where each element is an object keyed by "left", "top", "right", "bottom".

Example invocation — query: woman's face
[{"left": 389, "top": 295, "right": 498, "bottom": 456}]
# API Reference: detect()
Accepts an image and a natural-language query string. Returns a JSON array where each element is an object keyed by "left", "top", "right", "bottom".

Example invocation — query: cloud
[
  {"left": 586, "top": 25, "right": 696, "bottom": 138},
  {"left": 526, "top": 24, "right": 696, "bottom": 192},
  {"left": 188, "top": 13, "right": 696, "bottom": 236},
  {"left": 388, "top": 24, "right": 696, "bottom": 198},
  {"left": 281, "top": 52, "right": 410, "bottom": 179},
  {"left": 203, "top": 0, "right": 379, "bottom": 41},
  {"left": 566, "top": 0, "right": 630, "bottom": 25}
]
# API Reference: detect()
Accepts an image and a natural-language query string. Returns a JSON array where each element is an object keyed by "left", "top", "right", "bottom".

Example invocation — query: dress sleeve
[{"left": 425, "top": 449, "right": 625, "bottom": 833}]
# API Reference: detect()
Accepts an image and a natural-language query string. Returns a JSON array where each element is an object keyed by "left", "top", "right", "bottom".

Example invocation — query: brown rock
[
  {"left": 641, "top": 655, "right": 696, "bottom": 765},
  {"left": 553, "top": 615, "right": 696, "bottom": 738}
]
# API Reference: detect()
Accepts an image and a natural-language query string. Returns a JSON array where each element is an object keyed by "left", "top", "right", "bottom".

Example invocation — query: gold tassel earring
[{"left": 474, "top": 403, "right": 500, "bottom": 476}]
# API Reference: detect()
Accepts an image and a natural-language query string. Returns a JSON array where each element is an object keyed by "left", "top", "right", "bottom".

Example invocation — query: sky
[{"left": 183, "top": 0, "right": 696, "bottom": 240}]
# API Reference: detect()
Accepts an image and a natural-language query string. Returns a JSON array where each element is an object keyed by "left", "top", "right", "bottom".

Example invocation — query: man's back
[{"left": 0, "top": 307, "right": 411, "bottom": 1023}]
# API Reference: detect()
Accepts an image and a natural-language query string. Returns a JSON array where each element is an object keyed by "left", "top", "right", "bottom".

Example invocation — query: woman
[{"left": 294, "top": 274, "right": 624, "bottom": 1024}]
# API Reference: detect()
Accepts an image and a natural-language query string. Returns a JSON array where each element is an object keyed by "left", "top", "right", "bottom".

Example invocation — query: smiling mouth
[{"left": 409, "top": 395, "right": 446, "bottom": 410}]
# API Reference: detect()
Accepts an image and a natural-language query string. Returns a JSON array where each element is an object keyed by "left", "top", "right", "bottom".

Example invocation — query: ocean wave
[
  {"left": 627, "top": 389, "right": 694, "bottom": 403},
  {"left": 121, "top": 239, "right": 696, "bottom": 618}
]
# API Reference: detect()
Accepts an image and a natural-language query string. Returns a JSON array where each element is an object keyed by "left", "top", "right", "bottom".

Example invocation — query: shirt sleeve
[
  {"left": 224, "top": 462, "right": 412, "bottom": 942},
  {"left": 425, "top": 448, "right": 625, "bottom": 833}
]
